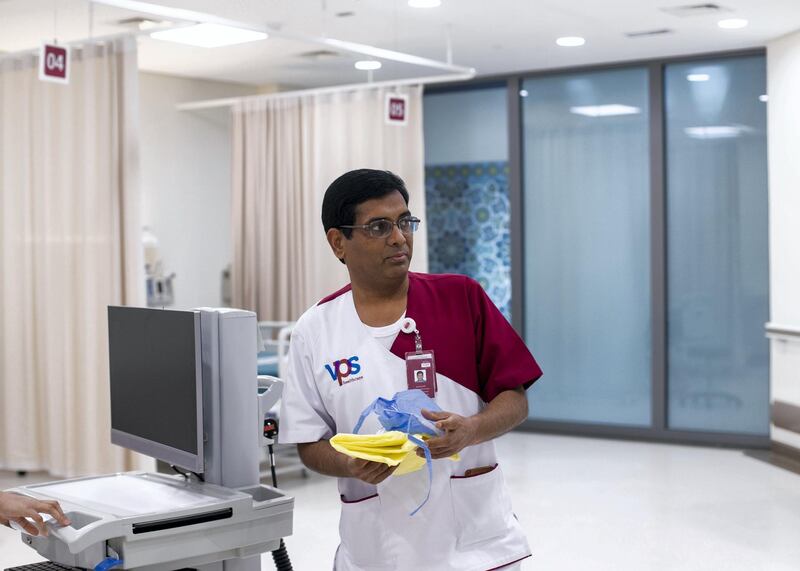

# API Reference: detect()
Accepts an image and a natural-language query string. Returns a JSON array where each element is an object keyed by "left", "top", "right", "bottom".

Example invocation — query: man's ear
[{"left": 326, "top": 228, "right": 347, "bottom": 264}]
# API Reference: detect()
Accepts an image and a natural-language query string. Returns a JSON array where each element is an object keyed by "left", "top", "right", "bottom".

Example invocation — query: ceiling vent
[
  {"left": 626, "top": 28, "right": 674, "bottom": 38},
  {"left": 660, "top": 3, "right": 731, "bottom": 17},
  {"left": 299, "top": 50, "right": 343, "bottom": 61},
  {"left": 116, "top": 16, "right": 161, "bottom": 27}
]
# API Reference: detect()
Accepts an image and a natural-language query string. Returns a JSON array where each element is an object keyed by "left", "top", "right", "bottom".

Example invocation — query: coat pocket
[
  {"left": 449, "top": 464, "right": 513, "bottom": 547},
  {"left": 339, "top": 494, "right": 392, "bottom": 568}
]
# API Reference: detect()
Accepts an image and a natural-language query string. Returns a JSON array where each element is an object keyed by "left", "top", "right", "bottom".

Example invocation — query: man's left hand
[{"left": 418, "top": 409, "right": 478, "bottom": 459}]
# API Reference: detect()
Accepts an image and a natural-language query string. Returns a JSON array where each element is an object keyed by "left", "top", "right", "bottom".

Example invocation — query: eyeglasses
[{"left": 339, "top": 216, "right": 421, "bottom": 239}]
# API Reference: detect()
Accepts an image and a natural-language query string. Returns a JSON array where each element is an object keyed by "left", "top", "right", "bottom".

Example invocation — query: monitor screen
[{"left": 107, "top": 306, "right": 203, "bottom": 472}]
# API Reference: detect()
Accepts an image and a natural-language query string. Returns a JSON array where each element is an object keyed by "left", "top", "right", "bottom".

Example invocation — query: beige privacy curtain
[
  {"left": 0, "top": 37, "right": 144, "bottom": 477},
  {"left": 231, "top": 86, "right": 427, "bottom": 321}
]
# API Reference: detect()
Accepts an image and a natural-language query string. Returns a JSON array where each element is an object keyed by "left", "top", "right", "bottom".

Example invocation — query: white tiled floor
[{"left": 2, "top": 432, "right": 800, "bottom": 570}]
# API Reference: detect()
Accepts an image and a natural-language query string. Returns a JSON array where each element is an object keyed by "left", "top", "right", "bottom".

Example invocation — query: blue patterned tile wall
[{"left": 425, "top": 162, "right": 512, "bottom": 320}]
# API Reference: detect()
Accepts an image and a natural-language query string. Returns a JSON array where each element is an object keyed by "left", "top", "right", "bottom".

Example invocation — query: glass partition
[
  {"left": 423, "top": 86, "right": 511, "bottom": 319},
  {"left": 521, "top": 68, "right": 652, "bottom": 426},
  {"left": 664, "top": 56, "right": 769, "bottom": 435},
  {"left": 422, "top": 52, "right": 770, "bottom": 445}
]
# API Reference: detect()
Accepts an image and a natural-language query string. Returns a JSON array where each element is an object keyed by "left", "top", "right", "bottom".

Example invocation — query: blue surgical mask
[
  {"left": 352, "top": 389, "right": 441, "bottom": 515},
  {"left": 353, "top": 389, "right": 442, "bottom": 436}
]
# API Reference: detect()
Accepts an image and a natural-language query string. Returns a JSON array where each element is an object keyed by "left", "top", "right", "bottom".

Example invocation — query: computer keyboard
[{"left": 4, "top": 562, "right": 83, "bottom": 571}]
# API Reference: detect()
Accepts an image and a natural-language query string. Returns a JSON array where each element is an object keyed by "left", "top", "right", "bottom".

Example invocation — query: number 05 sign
[
  {"left": 385, "top": 93, "right": 409, "bottom": 126},
  {"left": 39, "top": 43, "right": 70, "bottom": 85}
]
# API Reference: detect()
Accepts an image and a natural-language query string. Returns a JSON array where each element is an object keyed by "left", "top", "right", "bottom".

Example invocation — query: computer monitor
[{"left": 107, "top": 306, "right": 204, "bottom": 473}]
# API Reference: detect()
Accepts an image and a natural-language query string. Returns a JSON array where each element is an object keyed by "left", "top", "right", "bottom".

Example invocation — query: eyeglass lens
[{"left": 368, "top": 217, "right": 419, "bottom": 237}]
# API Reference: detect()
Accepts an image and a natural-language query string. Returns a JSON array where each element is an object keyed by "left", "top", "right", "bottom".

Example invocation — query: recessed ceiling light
[
  {"left": 556, "top": 36, "right": 586, "bottom": 47},
  {"left": 150, "top": 23, "right": 267, "bottom": 48},
  {"left": 684, "top": 126, "right": 746, "bottom": 139},
  {"left": 519, "top": 89, "right": 529, "bottom": 97},
  {"left": 355, "top": 60, "right": 382, "bottom": 71},
  {"left": 687, "top": 73, "right": 710, "bottom": 82},
  {"left": 759, "top": 94, "right": 768, "bottom": 102},
  {"left": 408, "top": 0, "right": 441, "bottom": 7},
  {"left": 718, "top": 18, "right": 748, "bottom": 29},
  {"left": 570, "top": 104, "right": 641, "bottom": 117}
]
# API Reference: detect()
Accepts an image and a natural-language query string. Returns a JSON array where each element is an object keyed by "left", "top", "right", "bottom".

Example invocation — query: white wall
[
  {"left": 767, "top": 30, "right": 800, "bottom": 451},
  {"left": 139, "top": 72, "right": 256, "bottom": 310}
]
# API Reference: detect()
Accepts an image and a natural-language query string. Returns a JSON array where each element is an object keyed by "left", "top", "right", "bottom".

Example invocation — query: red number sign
[
  {"left": 385, "top": 93, "right": 409, "bottom": 125},
  {"left": 388, "top": 98, "right": 405, "bottom": 121},
  {"left": 39, "top": 44, "right": 70, "bottom": 84}
]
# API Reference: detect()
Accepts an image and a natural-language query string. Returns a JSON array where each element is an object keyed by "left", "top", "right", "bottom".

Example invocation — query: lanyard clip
[{"left": 401, "top": 317, "right": 423, "bottom": 352}]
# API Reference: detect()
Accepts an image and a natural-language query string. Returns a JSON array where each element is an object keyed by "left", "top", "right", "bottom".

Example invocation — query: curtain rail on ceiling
[
  {"left": 175, "top": 72, "right": 476, "bottom": 111},
  {"left": 91, "top": 0, "right": 474, "bottom": 75},
  {"left": 0, "top": 29, "right": 165, "bottom": 61}
]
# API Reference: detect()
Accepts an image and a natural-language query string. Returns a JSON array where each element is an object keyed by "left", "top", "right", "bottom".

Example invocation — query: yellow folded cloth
[
  {"left": 332, "top": 431, "right": 409, "bottom": 448},
  {"left": 330, "top": 431, "right": 414, "bottom": 465},
  {"left": 330, "top": 431, "right": 458, "bottom": 476}
]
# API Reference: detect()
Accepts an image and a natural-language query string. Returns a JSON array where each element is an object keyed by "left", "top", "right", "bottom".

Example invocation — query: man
[
  {"left": 0, "top": 491, "right": 70, "bottom": 536},
  {"left": 279, "top": 169, "right": 542, "bottom": 570}
]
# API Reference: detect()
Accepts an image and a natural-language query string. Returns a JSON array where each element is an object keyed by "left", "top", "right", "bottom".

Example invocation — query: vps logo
[{"left": 325, "top": 356, "right": 362, "bottom": 386}]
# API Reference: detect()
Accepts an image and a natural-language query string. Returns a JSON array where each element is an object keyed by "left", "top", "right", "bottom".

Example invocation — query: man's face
[{"left": 331, "top": 190, "right": 414, "bottom": 284}]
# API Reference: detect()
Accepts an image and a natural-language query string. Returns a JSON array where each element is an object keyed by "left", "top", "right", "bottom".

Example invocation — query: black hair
[{"left": 321, "top": 169, "right": 409, "bottom": 239}]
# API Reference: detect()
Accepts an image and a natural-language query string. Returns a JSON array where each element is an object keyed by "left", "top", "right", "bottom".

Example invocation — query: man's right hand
[
  {"left": 346, "top": 457, "right": 397, "bottom": 485},
  {"left": 296, "top": 440, "right": 398, "bottom": 483}
]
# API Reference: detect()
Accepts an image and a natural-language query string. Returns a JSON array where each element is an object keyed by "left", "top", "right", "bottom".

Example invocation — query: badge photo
[{"left": 405, "top": 351, "right": 437, "bottom": 398}]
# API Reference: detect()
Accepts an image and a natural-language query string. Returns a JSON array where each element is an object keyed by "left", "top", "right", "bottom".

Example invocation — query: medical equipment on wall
[
  {"left": 221, "top": 264, "right": 232, "bottom": 307},
  {"left": 6, "top": 307, "right": 294, "bottom": 571},
  {"left": 257, "top": 321, "right": 305, "bottom": 483},
  {"left": 143, "top": 227, "right": 175, "bottom": 307}
]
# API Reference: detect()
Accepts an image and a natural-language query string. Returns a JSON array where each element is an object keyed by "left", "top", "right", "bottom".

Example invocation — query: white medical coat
[{"left": 280, "top": 273, "right": 543, "bottom": 571}]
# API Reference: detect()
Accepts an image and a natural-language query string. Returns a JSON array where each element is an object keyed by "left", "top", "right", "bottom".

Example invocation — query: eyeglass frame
[{"left": 338, "top": 215, "right": 422, "bottom": 239}]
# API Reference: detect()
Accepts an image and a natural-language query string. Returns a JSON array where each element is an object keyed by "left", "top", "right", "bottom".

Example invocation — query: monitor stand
[
  {"left": 6, "top": 308, "right": 292, "bottom": 571},
  {"left": 195, "top": 308, "right": 265, "bottom": 571}
]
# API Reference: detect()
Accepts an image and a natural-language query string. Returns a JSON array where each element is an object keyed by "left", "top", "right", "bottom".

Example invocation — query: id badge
[{"left": 405, "top": 351, "right": 437, "bottom": 398}]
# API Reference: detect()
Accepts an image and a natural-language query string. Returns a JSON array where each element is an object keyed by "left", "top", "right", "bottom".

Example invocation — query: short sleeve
[
  {"left": 469, "top": 280, "right": 543, "bottom": 402},
  {"left": 278, "top": 329, "right": 336, "bottom": 444}
]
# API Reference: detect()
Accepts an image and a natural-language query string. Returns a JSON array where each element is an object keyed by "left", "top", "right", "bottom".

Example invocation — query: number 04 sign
[{"left": 39, "top": 43, "right": 70, "bottom": 85}]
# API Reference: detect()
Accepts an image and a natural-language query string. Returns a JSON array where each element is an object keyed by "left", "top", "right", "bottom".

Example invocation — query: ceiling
[{"left": 1, "top": 0, "right": 799, "bottom": 89}]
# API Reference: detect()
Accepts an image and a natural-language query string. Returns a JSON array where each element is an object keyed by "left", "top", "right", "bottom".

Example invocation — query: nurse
[{"left": 279, "top": 169, "right": 542, "bottom": 570}]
